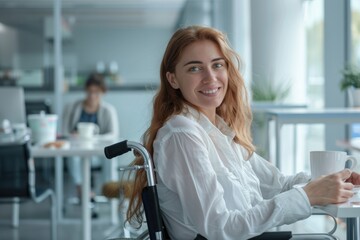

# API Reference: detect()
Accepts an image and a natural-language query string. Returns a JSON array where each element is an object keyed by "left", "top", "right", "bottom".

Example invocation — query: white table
[
  {"left": 315, "top": 194, "right": 360, "bottom": 240},
  {"left": 266, "top": 108, "right": 360, "bottom": 171},
  {"left": 334, "top": 138, "right": 360, "bottom": 239},
  {"left": 252, "top": 102, "right": 307, "bottom": 112},
  {"left": 31, "top": 138, "right": 119, "bottom": 240}
]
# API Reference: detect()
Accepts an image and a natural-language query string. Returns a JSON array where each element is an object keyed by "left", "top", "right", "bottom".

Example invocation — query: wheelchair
[{"left": 104, "top": 140, "right": 338, "bottom": 240}]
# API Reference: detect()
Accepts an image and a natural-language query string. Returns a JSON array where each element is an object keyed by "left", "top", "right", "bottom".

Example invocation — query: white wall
[
  {"left": 62, "top": 27, "right": 171, "bottom": 84},
  {"left": 3, "top": 25, "right": 172, "bottom": 84}
]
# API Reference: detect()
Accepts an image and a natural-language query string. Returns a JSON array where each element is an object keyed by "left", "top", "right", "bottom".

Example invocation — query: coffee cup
[
  {"left": 77, "top": 122, "right": 99, "bottom": 140},
  {"left": 12, "top": 123, "right": 28, "bottom": 139},
  {"left": 310, "top": 151, "right": 358, "bottom": 179}
]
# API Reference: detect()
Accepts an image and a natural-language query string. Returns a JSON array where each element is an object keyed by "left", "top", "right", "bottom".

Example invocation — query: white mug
[
  {"left": 12, "top": 123, "right": 28, "bottom": 139},
  {"left": 310, "top": 151, "right": 358, "bottom": 179},
  {"left": 77, "top": 122, "right": 99, "bottom": 139}
]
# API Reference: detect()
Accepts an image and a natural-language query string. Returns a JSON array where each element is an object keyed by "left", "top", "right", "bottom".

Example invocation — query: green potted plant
[
  {"left": 251, "top": 79, "right": 291, "bottom": 157},
  {"left": 340, "top": 66, "right": 360, "bottom": 107},
  {"left": 252, "top": 80, "right": 291, "bottom": 102}
]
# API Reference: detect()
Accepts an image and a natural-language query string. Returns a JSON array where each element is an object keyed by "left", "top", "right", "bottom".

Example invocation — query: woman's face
[
  {"left": 85, "top": 85, "right": 103, "bottom": 104},
  {"left": 166, "top": 40, "right": 228, "bottom": 121}
]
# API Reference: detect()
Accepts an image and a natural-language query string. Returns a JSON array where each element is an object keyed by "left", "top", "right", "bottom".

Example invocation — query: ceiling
[{"left": 0, "top": 0, "right": 186, "bottom": 32}]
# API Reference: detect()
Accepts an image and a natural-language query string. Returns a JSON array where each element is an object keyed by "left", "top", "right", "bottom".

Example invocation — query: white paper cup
[{"left": 28, "top": 113, "right": 57, "bottom": 145}]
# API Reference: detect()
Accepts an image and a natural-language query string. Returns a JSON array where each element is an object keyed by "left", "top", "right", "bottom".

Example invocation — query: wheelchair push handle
[
  {"left": 104, "top": 140, "right": 130, "bottom": 159},
  {"left": 104, "top": 140, "right": 157, "bottom": 187},
  {"left": 104, "top": 140, "right": 164, "bottom": 240}
]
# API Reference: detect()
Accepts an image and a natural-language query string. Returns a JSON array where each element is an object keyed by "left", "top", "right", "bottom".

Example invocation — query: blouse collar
[{"left": 182, "top": 105, "right": 236, "bottom": 140}]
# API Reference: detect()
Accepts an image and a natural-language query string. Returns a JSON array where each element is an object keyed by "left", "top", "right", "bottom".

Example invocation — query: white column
[
  {"left": 250, "top": 0, "right": 306, "bottom": 173},
  {"left": 213, "top": 0, "right": 252, "bottom": 86},
  {"left": 53, "top": 0, "right": 64, "bottom": 225},
  {"left": 250, "top": 0, "right": 306, "bottom": 103},
  {"left": 176, "top": 0, "right": 212, "bottom": 27},
  {"left": 324, "top": 0, "right": 350, "bottom": 150},
  {"left": 53, "top": 0, "right": 63, "bottom": 132}
]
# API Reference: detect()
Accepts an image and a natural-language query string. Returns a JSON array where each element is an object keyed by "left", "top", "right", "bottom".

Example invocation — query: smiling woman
[
  {"left": 165, "top": 40, "right": 228, "bottom": 124},
  {"left": 123, "top": 25, "right": 360, "bottom": 240}
]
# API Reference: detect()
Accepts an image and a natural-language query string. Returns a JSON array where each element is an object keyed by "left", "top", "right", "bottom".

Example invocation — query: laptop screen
[{"left": 0, "top": 87, "right": 26, "bottom": 124}]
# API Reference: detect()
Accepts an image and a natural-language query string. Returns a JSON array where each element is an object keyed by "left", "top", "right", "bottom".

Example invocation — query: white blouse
[{"left": 153, "top": 107, "right": 312, "bottom": 240}]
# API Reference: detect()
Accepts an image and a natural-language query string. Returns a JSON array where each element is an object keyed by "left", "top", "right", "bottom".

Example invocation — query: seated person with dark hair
[{"left": 62, "top": 73, "right": 119, "bottom": 210}]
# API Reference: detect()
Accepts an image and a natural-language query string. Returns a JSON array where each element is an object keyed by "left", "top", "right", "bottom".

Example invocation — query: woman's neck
[{"left": 83, "top": 100, "right": 99, "bottom": 113}]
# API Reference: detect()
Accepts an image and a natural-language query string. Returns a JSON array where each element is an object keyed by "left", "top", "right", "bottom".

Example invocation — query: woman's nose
[{"left": 202, "top": 68, "right": 217, "bottom": 83}]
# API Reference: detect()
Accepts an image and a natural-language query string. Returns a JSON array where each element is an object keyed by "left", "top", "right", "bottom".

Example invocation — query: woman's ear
[{"left": 166, "top": 72, "right": 179, "bottom": 89}]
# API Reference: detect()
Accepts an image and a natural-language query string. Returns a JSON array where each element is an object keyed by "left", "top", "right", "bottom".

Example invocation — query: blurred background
[
  {"left": 0, "top": 0, "right": 360, "bottom": 239},
  {"left": 1, "top": 0, "right": 359, "bottom": 170}
]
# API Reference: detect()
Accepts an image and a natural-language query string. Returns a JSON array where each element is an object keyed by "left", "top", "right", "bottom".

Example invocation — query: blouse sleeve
[
  {"left": 155, "top": 129, "right": 311, "bottom": 239},
  {"left": 248, "top": 153, "right": 311, "bottom": 199}
]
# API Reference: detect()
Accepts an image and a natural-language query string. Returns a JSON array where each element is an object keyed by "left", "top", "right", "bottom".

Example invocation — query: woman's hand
[
  {"left": 346, "top": 171, "right": 360, "bottom": 185},
  {"left": 303, "top": 169, "right": 354, "bottom": 206}
]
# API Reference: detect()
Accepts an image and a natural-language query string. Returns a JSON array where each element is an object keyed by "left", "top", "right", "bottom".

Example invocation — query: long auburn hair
[{"left": 127, "top": 25, "right": 254, "bottom": 225}]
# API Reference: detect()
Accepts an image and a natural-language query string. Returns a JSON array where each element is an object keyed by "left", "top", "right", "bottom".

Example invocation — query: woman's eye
[
  {"left": 189, "top": 66, "right": 201, "bottom": 72},
  {"left": 214, "top": 63, "right": 223, "bottom": 69}
]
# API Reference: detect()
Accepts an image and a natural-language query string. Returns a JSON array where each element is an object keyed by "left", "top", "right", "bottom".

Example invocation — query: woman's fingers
[
  {"left": 343, "top": 182, "right": 354, "bottom": 190},
  {"left": 304, "top": 170, "right": 355, "bottom": 205},
  {"left": 338, "top": 168, "right": 352, "bottom": 181},
  {"left": 337, "top": 189, "right": 354, "bottom": 203},
  {"left": 346, "top": 171, "right": 360, "bottom": 184},
  {"left": 329, "top": 171, "right": 354, "bottom": 202}
]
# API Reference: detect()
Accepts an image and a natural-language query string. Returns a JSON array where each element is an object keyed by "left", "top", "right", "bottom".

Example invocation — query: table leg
[
  {"left": 346, "top": 218, "right": 352, "bottom": 240},
  {"left": 293, "top": 125, "right": 298, "bottom": 174},
  {"left": 354, "top": 217, "right": 359, "bottom": 240},
  {"left": 12, "top": 197, "right": 19, "bottom": 227},
  {"left": 266, "top": 117, "right": 271, "bottom": 160},
  {"left": 82, "top": 157, "right": 91, "bottom": 240},
  {"left": 275, "top": 121, "right": 281, "bottom": 170},
  {"left": 55, "top": 156, "right": 63, "bottom": 221},
  {"left": 346, "top": 218, "right": 357, "bottom": 240}
]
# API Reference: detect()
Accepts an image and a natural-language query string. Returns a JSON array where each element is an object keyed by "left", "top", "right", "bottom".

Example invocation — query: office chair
[
  {"left": 0, "top": 136, "right": 57, "bottom": 240},
  {"left": 104, "top": 140, "right": 338, "bottom": 240},
  {"left": 25, "top": 100, "right": 52, "bottom": 116}
]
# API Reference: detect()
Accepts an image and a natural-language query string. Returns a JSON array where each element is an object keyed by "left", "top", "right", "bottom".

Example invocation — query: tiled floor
[{"left": 0, "top": 166, "right": 348, "bottom": 240}]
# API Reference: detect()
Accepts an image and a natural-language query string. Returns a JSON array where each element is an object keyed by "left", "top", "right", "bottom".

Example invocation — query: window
[{"left": 350, "top": 0, "right": 360, "bottom": 138}]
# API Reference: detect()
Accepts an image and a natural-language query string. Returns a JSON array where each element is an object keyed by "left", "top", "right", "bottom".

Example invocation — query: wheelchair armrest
[
  {"left": 193, "top": 231, "right": 292, "bottom": 240},
  {"left": 249, "top": 231, "right": 292, "bottom": 240},
  {"left": 311, "top": 210, "right": 337, "bottom": 235}
]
